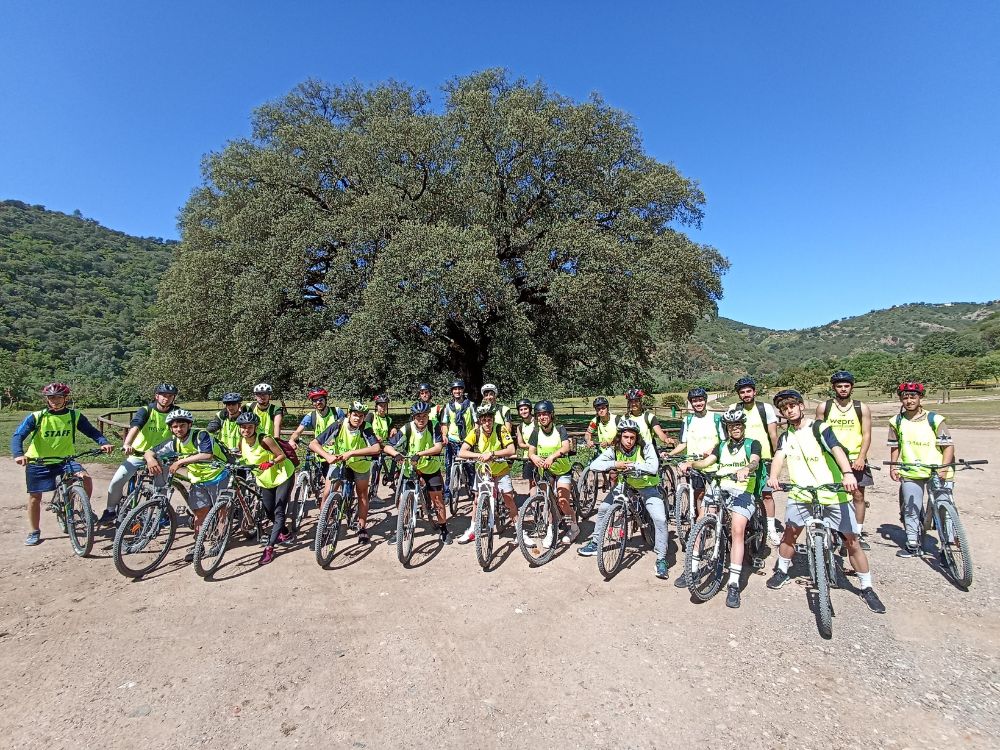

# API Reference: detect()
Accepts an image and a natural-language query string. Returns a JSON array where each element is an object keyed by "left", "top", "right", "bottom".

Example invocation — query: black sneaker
[
  {"left": 438, "top": 525, "right": 452, "bottom": 545},
  {"left": 860, "top": 587, "right": 886, "bottom": 614},
  {"left": 766, "top": 570, "right": 791, "bottom": 589},
  {"left": 673, "top": 572, "right": 689, "bottom": 589},
  {"left": 726, "top": 584, "right": 741, "bottom": 609},
  {"left": 358, "top": 528, "right": 370, "bottom": 545},
  {"left": 859, "top": 531, "right": 871, "bottom": 551},
  {"left": 97, "top": 508, "right": 117, "bottom": 526},
  {"left": 184, "top": 549, "right": 195, "bottom": 563},
  {"left": 896, "top": 544, "right": 920, "bottom": 558}
]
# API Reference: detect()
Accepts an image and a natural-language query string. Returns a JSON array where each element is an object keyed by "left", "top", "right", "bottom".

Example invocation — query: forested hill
[{"left": 0, "top": 200, "right": 175, "bottom": 405}]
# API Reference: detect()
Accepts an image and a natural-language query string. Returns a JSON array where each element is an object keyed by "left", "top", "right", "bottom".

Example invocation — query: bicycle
[
  {"left": 684, "top": 474, "right": 768, "bottom": 602},
  {"left": 314, "top": 460, "right": 358, "bottom": 567},
  {"left": 288, "top": 450, "right": 325, "bottom": 539},
  {"left": 394, "top": 455, "right": 439, "bottom": 566},
  {"left": 448, "top": 456, "right": 474, "bottom": 515},
  {"left": 658, "top": 452, "right": 680, "bottom": 510},
  {"left": 516, "top": 464, "right": 584, "bottom": 567},
  {"left": 472, "top": 460, "right": 515, "bottom": 570},
  {"left": 191, "top": 463, "right": 266, "bottom": 578},
  {"left": 884, "top": 459, "right": 987, "bottom": 590},
  {"left": 27, "top": 448, "right": 105, "bottom": 556},
  {"left": 592, "top": 469, "right": 659, "bottom": 578},
  {"left": 576, "top": 444, "right": 615, "bottom": 518},
  {"left": 674, "top": 466, "right": 712, "bottom": 549}
]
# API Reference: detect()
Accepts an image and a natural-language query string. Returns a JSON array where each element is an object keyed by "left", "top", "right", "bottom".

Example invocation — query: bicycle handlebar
[
  {"left": 776, "top": 482, "right": 846, "bottom": 493},
  {"left": 883, "top": 459, "right": 988, "bottom": 469},
  {"left": 26, "top": 447, "right": 109, "bottom": 465}
]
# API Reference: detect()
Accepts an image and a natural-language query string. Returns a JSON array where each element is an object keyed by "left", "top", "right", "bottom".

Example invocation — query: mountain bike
[
  {"left": 448, "top": 457, "right": 474, "bottom": 515},
  {"left": 191, "top": 464, "right": 264, "bottom": 577},
  {"left": 28, "top": 448, "right": 104, "bottom": 556},
  {"left": 576, "top": 446, "right": 615, "bottom": 518},
  {"left": 472, "top": 460, "right": 514, "bottom": 570},
  {"left": 593, "top": 469, "right": 658, "bottom": 578},
  {"left": 674, "top": 467, "right": 712, "bottom": 549},
  {"left": 684, "top": 474, "right": 767, "bottom": 602},
  {"left": 287, "top": 451, "right": 325, "bottom": 539},
  {"left": 516, "top": 464, "right": 584, "bottom": 567},
  {"left": 884, "top": 459, "right": 987, "bottom": 590},
  {"left": 314, "top": 460, "right": 358, "bottom": 568},
  {"left": 394, "top": 456, "right": 438, "bottom": 566},
  {"left": 658, "top": 453, "right": 680, "bottom": 511}
]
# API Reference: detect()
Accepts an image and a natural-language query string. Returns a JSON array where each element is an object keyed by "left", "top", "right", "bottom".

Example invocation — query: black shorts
[
  {"left": 522, "top": 461, "right": 537, "bottom": 481},
  {"left": 853, "top": 466, "right": 874, "bottom": 488},
  {"left": 419, "top": 471, "right": 444, "bottom": 492},
  {"left": 689, "top": 473, "right": 706, "bottom": 492}
]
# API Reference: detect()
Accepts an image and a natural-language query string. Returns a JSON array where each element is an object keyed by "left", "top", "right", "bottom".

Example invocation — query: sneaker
[
  {"left": 438, "top": 525, "right": 452, "bottom": 545},
  {"left": 766, "top": 570, "right": 791, "bottom": 589},
  {"left": 726, "top": 584, "right": 741, "bottom": 608},
  {"left": 184, "top": 549, "right": 195, "bottom": 563},
  {"left": 259, "top": 546, "right": 275, "bottom": 565},
  {"left": 541, "top": 527, "right": 555, "bottom": 549},
  {"left": 158, "top": 514, "right": 170, "bottom": 529},
  {"left": 24, "top": 530, "right": 41, "bottom": 546},
  {"left": 578, "top": 539, "right": 599, "bottom": 557},
  {"left": 97, "top": 508, "right": 117, "bottom": 526},
  {"left": 859, "top": 531, "right": 871, "bottom": 551},
  {"left": 673, "top": 572, "right": 689, "bottom": 589},
  {"left": 896, "top": 544, "right": 920, "bottom": 558},
  {"left": 767, "top": 529, "right": 782, "bottom": 546},
  {"left": 277, "top": 530, "right": 293, "bottom": 545},
  {"left": 456, "top": 527, "right": 476, "bottom": 545},
  {"left": 358, "top": 528, "right": 370, "bottom": 545},
  {"left": 860, "top": 587, "right": 886, "bottom": 614},
  {"left": 561, "top": 522, "right": 580, "bottom": 545},
  {"left": 655, "top": 558, "right": 669, "bottom": 579}
]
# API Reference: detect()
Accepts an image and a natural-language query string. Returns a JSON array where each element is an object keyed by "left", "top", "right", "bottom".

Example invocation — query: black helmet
[
  {"left": 418, "top": 382, "right": 431, "bottom": 392},
  {"left": 374, "top": 393, "right": 390, "bottom": 404},
  {"left": 734, "top": 376, "right": 756, "bottom": 391},
  {"left": 221, "top": 392, "right": 242, "bottom": 404},
  {"left": 234, "top": 411, "right": 260, "bottom": 426},
  {"left": 155, "top": 383, "right": 179, "bottom": 395},
  {"left": 450, "top": 379, "right": 465, "bottom": 390},
  {"left": 516, "top": 399, "right": 532, "bottom": 411},
  {"left": 830, "top": 370, "right": 855, "bottom": 385},
  {"left": 534, "top": 400, "right": 554, "bottom": 415},
  {"left": 773, "top": 389, "right": 804, "bottom": 408},
  {"left": 687, "top": 387, "right": 708, "bottom": 400},
  {"left": 593, "top": 396, "right": 609, "bottom": 408},
  {"left": 410, "top": 401, "right": 431, "bottom": 415}
]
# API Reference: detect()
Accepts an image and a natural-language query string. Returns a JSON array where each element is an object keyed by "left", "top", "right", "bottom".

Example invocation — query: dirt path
[{"left": 1, "top": 430, "right": 998, "bottom": 749}]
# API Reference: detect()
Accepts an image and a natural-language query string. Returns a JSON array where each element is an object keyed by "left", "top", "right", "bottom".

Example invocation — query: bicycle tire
[
  {"left": 576, "top": 469, "right": 599, "bottom": 518},
  {"left": 638, "top": 502, "right": 655, "bottom": 551},
  {"left": 674, "top": 482, "right": 692, "bottom": 547},
  {"left": 937, "top": 500, "right": 973, "bottom": 589},
  {"left": 596, "top": 500, "right": 628, "bottom": 578},
  {"left": 396, "top": 488, "right": 417, "bottom": 565},
  {"left": 811, "top": 531, "right": 833, "bottom": 638},
  {"left": 113, "top": 498, "right": 177, "bottom": 579},
  {"left": 314, "top": 492, "right": 345, "bottom": 568},
  {"left": 369, "top": 459, "right": 382, "bottom": 503},
  {"left": 660, "top": 464, "right": 677, "bottom": 508},
  {"left": 65, "top": 485, "right": 94, "bottom": 557},
  {"left": 685, "top": 513, "right": 726, "bottom": 602},
  {"left": 193, "top": 499, "right": 234, "bottom": 577},
  {"left": 474, "top": 488, "right": 494, "bottom": 571},
  {"left": 288, "top": 474, "right": 310, "bottom": 537},
  {"left": 516, "top": 491, "right": 557, "bottom": 566}
]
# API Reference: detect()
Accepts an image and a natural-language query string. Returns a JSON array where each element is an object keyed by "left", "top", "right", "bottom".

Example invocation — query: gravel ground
[{"left": 1, "top": 428, "right": 997, "bottom": 749}]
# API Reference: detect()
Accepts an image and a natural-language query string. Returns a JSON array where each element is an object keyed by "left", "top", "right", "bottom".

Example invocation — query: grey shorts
[
  {"left": 188, "top": 474, "right": 230, "bottom": 511},
  {"left": 784, "top": 500, "right": 859, "bottom": 535},
  {"left": 726, "top": 492, "right": 756, "bottom": 521},
  {"left": 853, "top": 465, "right": 874, "bottom": 488}
]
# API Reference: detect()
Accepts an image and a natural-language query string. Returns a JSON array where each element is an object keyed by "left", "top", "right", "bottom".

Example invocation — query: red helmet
[
  {"left": 41, "top": 382, "right": 71, "bottom": 397},
  {"left": 625, "top": 388, "right": 646, "bottom": 401},
  {"left": 898, "top": 382, "right": 925, "bottom": 396},
  {"left": 307, "top": 388, "right": 328, "bottom": 400}
]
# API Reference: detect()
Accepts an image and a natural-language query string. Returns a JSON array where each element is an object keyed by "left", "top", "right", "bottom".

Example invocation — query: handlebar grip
[{"left": 961, "top": 459, "right": 989, "bottom": 465}]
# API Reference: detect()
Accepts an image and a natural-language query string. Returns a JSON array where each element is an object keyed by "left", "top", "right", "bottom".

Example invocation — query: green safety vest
[
  {"left": 322, "top": 418, "right": 377, "bottom": 474},
  {"left": 715, "top": 439, "right": 757, "bottom": 496},
  {"left": 443, "top": 399, "right": 475, "bottom": 441},
  {"left": 253, "top": 403, "right": 282, "bottom": 438},
  {"left": 172, "top": 430, "right": 229, "bottom": 484},
  {"left": 24, "top": 409, "right": 81, "bottom": 460},
  {"left": 240, "top": 434, "right": 293, "bottom": 489},
  {"left": 592, "top": 413, "right": 619, "bottom": 445},
  {"left": 616, "top": 445, "right": 658, "bottom": 489},
  {"left": 369, "top": 412, "right": 392, "bottom": 442},
  {"left": 683, "top": 412, "right": 723, "bottom": 468},
  {"left": 531, "top": 424, "right": 571, "bottom": 477},
  {"left": 400, "top": 422, "right": 442, "bottom": 475},
  {"left": 782, "top": 421, "right": 849, "bottom": 505},
  {"left": 824, "top": 400, "right": 864, "bottom": 460},
  {"left": 132, "top": 403, "right": 172, "bottom": 454},
  {"left": 890, "top": 411, "right": 950, "bottom": 481}
]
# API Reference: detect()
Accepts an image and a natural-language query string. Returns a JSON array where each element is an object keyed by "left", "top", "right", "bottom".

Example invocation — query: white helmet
[
  {"left": 617, "top": 418, "right": 641, "bottom": 435},
  {"left": 253, "top": 383, "right": 273, "bottom": 395},
  {"left": 166, "top": 408, "right": 194, "bottom": 424},
  {"left": 481, "top": 383, "right": 498, "bottom": 395}
]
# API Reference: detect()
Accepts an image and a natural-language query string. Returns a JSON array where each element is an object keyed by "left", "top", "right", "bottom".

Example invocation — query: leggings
[
  {"left": 591, "top": 485, "right": 668, "bottom": 558},
  {"left": 260, "top": 478, "right": 293, "bottom": 547}
]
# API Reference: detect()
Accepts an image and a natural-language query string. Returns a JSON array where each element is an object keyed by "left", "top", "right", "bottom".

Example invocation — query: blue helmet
[{"left": 410, "top": 401, "right": 432, "bottom": 415}]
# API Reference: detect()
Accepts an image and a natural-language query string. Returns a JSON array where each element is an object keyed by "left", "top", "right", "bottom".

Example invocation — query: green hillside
[{"left": 0, "top": 200, "right": 175, "bottom": 406}]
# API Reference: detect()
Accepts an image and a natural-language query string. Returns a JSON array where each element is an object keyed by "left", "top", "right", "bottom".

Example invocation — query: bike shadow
[
  {"left": 203, "top": 536, "right": 312, "bottom": 581},
  {"left": 479, "top": 538, "right": 518, "bottom": 572},
  {"left": 324, "top": 536, "right": 379, "bottom": 570},
  {"left": 875, "top": 522, "right": 907, "bottom": 550},
  {"left": 401, "top": 537, "right": 445, "bottom": 569}
]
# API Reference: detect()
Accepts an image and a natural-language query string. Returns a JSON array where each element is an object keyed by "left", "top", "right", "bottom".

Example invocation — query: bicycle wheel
[
  {"left": 448, "top": 462, "right": 464, "bottom": 515},
  {"left": 314, "top": 492, "right": 345, "bottom": 568},
  {"left": 596, "top": 501, "right": 628, "bottom": 578},
  {"left": 660, "top": 464, "right": 677, "bottom": 506},
  {"left": 674, "top": 483, "right": 692, "bottom": 547},
  {"left": 576, "top": 469, "right": 599, "bottom": 519},
  {"left": 192, "top": 499, "right": 234, "bottom": 577},
  {"left": 288, "top": 474, "right": 311, "bottom": 537},
  {"left": 684, "top": 514, "right": 726, "bottom": 602},
  {"left": 113, "top": 498, "right": 177, "bottom": 579},
  {"left": 810, "top": 531, "right": 833, "bottom": 638},
  {"left": 474, "top": 489, "right": 494, "bottom": 571},
  {"left": 65, "top": 485, "right": 94, "bottom": 557},
  {"left": 937, "top": 500, "right": 973, "bottom": 589},
  {"left": 638, "top": 502, "right": 655, "bottom": 550},
  {"left": 516, "top": 492, "right": 557, "bottom": 566},
  {"left": 396, "top": 488, "right": 417, "bottom": 565}
]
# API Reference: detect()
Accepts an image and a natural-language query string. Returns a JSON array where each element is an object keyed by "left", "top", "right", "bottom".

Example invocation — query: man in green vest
[
  {"left": 287, "top": 387, "right": 345, "bottom": 448},
  {"left": 206, "top": 392, "right": 245, "bottom": 453},
  {"left": 251, "top": 383, "right": 284, "bottom": 438},
  {"left": 731, "top": 376, "right": 781, "bottom": 546},
  {"left": 11, "top": 383, "right": 114, "bottom": 546},
  {"left": 100, "top": 382, "right": 178, "bottom": 525}
]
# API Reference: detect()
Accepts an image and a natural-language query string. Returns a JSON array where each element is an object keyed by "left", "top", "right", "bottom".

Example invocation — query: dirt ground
[{"left": 1, "top": 428, "right": 999, "bottom": 749}]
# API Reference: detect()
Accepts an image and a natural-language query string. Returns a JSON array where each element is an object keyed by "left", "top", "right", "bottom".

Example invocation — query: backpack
[
  {"left": 823, "top": 399, "right": 863, "bottom": 426},
  {"left": 274, "top": 437, "right": 300, "bottom": 467}
]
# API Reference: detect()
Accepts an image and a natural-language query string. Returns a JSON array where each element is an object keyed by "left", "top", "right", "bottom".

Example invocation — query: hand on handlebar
[{"left": 766, "top": 476, "right": 781, "bottom": 491}]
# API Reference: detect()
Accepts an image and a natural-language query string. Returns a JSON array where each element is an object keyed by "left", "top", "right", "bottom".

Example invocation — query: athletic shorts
[
  {"left": 784, "top": 500, "right": 859, "bottom": 535},
  {"left": 726, "top": 492, "right": 756, "bottom": 521},
  {"left": 852, "top": 465, "right": 874, "bottom": 488},
  {"left": 476, "top": 473, "right": 514, "bottom": 494},
  {"left": 689, "top": 472, "right": 706, "bottom": 492},
  {"left": 25, "top": 461, "right": 84, "bottom": 493},
  {"left": 555, "top": 474, "right": 573, "bottom": 487},
  {"left": 418, "top": 471, "right": 444, "bottom": 492},
  {"left": 327, "top": 465, "right": 370, "bottom": 482},
  {"left": 521, "top": 461, "right": 537, "bottom": 481},
  {"left": 187, "top": 473, "right": 230, "bottom": 511}
]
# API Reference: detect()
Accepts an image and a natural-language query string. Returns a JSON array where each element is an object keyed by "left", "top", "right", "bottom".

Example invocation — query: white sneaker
[
  {"left": 542, "top": 527, "right": 555, "bottom": 549},
  {"left": 561, "top": 522, "right": 580, "bottom": 544},
  {"left": 768, "top": 529, "right": 782, "bottom": 546},
  {"left": 457, "top": 526, "right": 475, "bottom": 545}
]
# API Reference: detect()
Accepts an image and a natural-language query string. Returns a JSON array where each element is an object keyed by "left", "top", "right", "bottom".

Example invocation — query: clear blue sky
[{"left": 2, "top": 2, "right": 998, "bottom": 329}]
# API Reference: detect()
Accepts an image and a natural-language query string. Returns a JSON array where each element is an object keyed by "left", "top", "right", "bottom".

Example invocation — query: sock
[
  {"left": 768, "top": 516, "right": 777, "bottom": 533},
  {"left": 857, "top": 571, "right": 872, "bottom": 589},
  {"left": 728, "top": 564, "right": 742, "bottom": 586},
  {"left": 858, "top": 523, "right": 864, "bottom": 535},
  {"left": 777, "top": 555, "right": 791, "bottom": 574},
  {"left": 691, "top": 556, "right": 701, "bottom": 574}
]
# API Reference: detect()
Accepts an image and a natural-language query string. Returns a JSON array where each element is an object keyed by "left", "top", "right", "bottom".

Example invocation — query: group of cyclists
[{"left": 11, "top": 370, "right": 963, "bottom": 616}]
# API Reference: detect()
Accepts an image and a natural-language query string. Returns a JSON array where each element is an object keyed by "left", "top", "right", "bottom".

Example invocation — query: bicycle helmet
[
  {"left": 410, "top": 401, "right": 432, "bottom": 415},
  {"left": 418, "top": 383, "right": 431, "bottom": 392},
  {"left": 221, "top": 392, "right": 242, "bottom": 404},
  {"left": 617, "top": 418, "right": 641, "bottom": 435},
  {"left": 348, "top": 400, "right": 366, "bottom": 414},
  {"left": 721, "top": 408, "right": 747, "bottom": 425},
  {"left": 593, "top": 396, "right": 610, "bottom": 408},
  {"left": 307, "top": 387, "right": 328, "bottom": 400},
  {"left": 166, "top": 408, "right": 194, "bottom": 424},
  {"left": 687, "top": 387, "right": 708, "bottom": 400},
  {"left": 476, "top": 403, "right": 496, "bottom": 418},
  {"left": 155, "top": 383, "right": 179, "bottom": 395},
  {"left": 898, "top": 381, "right": 925, "bottom": 396},
  {"left": 534, "top": 400, "right": 554, "bottom": 415},
  {"left": 234, "top": 412, "right": 260, "bottom": 426},
  {"left": 516, "top": 399, "right": 532, "bottom": 411},
  {"left": 374, "top": 393, "right": 390, "bottom": 404},
  {"left": 830, "top": 371, "right": 855, "bottom": 385},
  {"left": 41, "top": 382, "right": 71, "bottom": 397},
  {"left": 625, "top": 388, "right": 645, "bottom": 401},
  {"left": 253, "top": 383, "right": 273, "bottom": 395},
  {"left": 450, "top": 379, "right": 465, "bottom": 390},
  {"left": 772, "top": 389, "right": 804, "bottom": 408},
  {"left": 734, "top": 376, "right": 756, "bottom": 391},
  {"left": 481, "top": 383, "right": 498, "bottom": 395}
]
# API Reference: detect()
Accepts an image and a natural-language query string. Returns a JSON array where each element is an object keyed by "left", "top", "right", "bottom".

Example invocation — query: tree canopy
[{"left": 143, "top": 70, "right": 727, "bottom": 399}]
